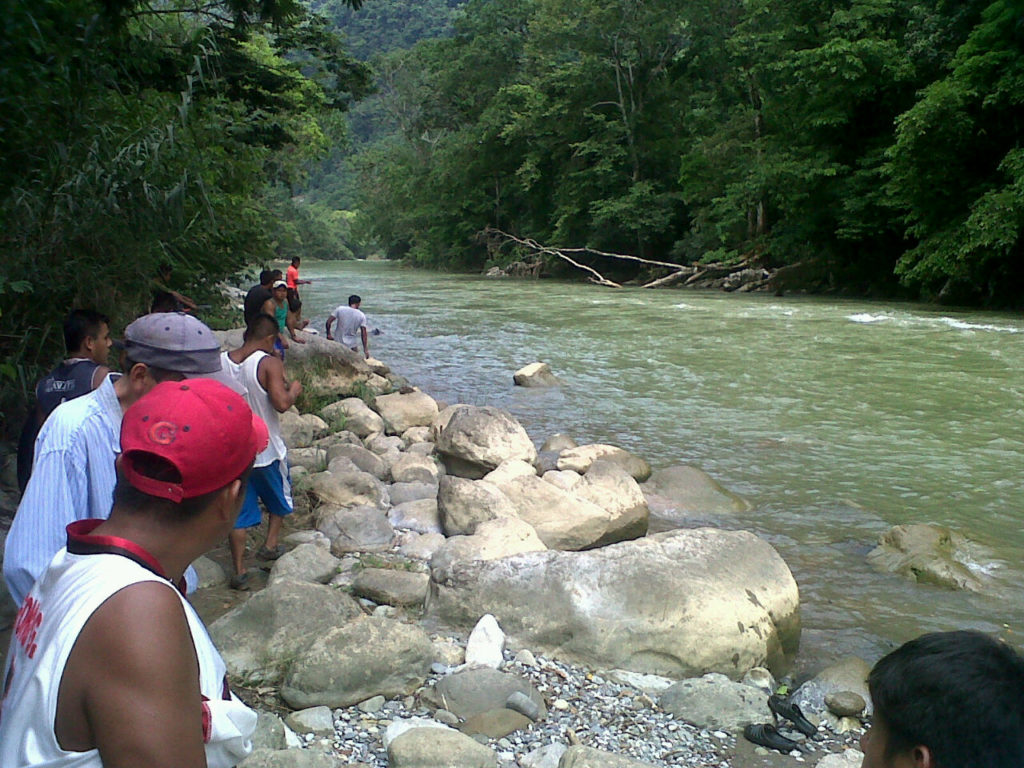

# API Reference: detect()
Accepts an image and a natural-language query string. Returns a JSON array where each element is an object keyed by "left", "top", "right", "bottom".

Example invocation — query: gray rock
[
  {"left": 570, "top": 460, "right": 649, "bottom": 546},
  {"left": 465, "top": 613, "right": 505, "bottom": 669},
  {"left": 284, "top": 706, "right": 335, "bottom": 737},
  {"left": 209, "top": 580, "right": 363, "bottom": 684},
  {"left": 433, "top": 709, "right": 460, "bottom": 727},
  {"left": 397, "top": 531, "right": 447, "bottom": 561},
  {"left": 384, "top": 718, "right": 454, "bottom": 749},
  {"left": 604, "top": 670, "right": 675, "bottom": 694},
  {"left": 741, "top": 666, "right": 776, "bottom": 694},
  {"left": 321, "top": 398, "right": 384, "bottom": 438},
  {"left": 304, "top": 469, "right": 388, "bottom": 510},
  {"left": 240, "top": 748, "right": 340, "bottom": 768},
  {"left": 460, "top": 708, "right": 533, "bottom": 739},
  {"left": 402, "top": 426, "right": 433, "bottom": 445},
  {"left": 387, "top": 728, "right": 497, "bottom": 768},
  {"left": 540, "top": 434, "right": 578, "bottom": 453},
  {"left": 389, "top": 481, "right": 439, "bottom": 506},
  {"left": 250, "top": 711, "right": 287, "bottom": 751},
  {"left": 389, "top": 498, "right": 442, "bottom": 534},
  {"left": 659, "top": 672, "right": 772, "bottom": 730},
  {"left": 556, "top": 444, "right": 651, "bottom": 482},
  {"left": 192, "top": 555, "right": 227, "bottom": 589},
  {"left": 522, "top": 744, "right": 568, "bottom": 768},
  {"left": 541, "top": 470, "right": 582, "bottom": 492},
  {"left": 279, "top": 410, "right": 330, "bottom": 449},
  {"left": 793, "top": 657, "right": 872, "bottom": 718},
  {"left": 268, "top": 539, "right": 340, "bottom": 587},
  {"left": 438, "top": 476, "right": 516, "bottom": 536},
  {"left": 559, "top": 746, "right": 658, "bottom": 768},
  {"left": 825, "top": 690, "right": 867, "bottom": 718},
  {"left": 391, "top": 454, "right": 443, "bottom": 485},
  {"left": 867, "top": 523, "right": 988, "bottom": 592},
  {"left": 352, "top": 567, "right": 430, "bottom": 607},
  {"left": 288, "top": 446, "right": 328, "bottom": 472},
  {"left": 482, "top": 459, "right": 536, "bottom": 485},
  {"left": 282, "top": 616, "right": 433, "bottom": 709},
  {"left": 316, "top": 505, "right": 394, "bottom": 554},
  {"left": 816, "top": 750, "right": 865, "bottom": 768},
  {"left": 366, "top": 434, "right": 406, "bottom": 455},
  {"left": 426, "top": 528, "right": 800, "bottom": 678},
  {"left": 513, "top": 362, "right": 562, "bottom": 387},
  {"left": 407, "top": 442, "right": 437, "bottom": 457},
  {"left": 373, "top": 390, "right": 440, "bottom": 435},
  {"left": 436, "top": 406, "right": 537, "bottom": 474},
  {"left": 505, "top": 691, "right": 542, "bottom": 721},
  {"left": 422, "top": 667, "right": 546, "bottom": 722},
  {"left": 358, "top": 695, "right": 386, "bottom": 712},
  {"left": 533, "top": 451, "right": 561, "bottom": 474},
  {"left": 641, "top": 465, "right": 752, "bottom": 528},
  {"left": 430, "top": 518, "right": 546, "bottom": 582},
  {"left": 325, "top": 443, "right": 386, "bottom": 479},
  {"left": 494, "top": 475, "right": 614, "bottom": 551}
]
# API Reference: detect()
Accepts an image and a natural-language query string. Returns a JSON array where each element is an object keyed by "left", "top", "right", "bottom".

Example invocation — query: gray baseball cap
[{"left": 119, "top": 313, "right": 222, "bottom": 374}]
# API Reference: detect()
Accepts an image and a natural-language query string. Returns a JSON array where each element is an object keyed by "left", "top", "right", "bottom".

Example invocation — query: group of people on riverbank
[{"left": 2, "top": 282, "right": 1023, "bottom": 766}]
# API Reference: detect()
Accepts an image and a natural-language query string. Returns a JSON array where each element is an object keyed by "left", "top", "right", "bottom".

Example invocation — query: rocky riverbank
[{"left": 195, "top": 333, "right": 869, "bottom": 767}]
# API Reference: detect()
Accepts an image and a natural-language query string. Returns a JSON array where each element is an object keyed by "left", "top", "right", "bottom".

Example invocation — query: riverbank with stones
[{"left": 187, "top": 330, "right": 872, "bottom": 768}]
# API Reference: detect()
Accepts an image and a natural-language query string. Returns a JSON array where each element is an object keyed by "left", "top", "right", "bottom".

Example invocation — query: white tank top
[
  {"left": 238, "top": 350, "right": 287, "bottom": 467},
  {"left": 0, "top": 522, "right": 256, "bottom": 768}
]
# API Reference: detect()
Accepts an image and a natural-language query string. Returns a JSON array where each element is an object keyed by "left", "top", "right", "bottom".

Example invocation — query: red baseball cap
[{"left": 120, "top": 379, "right": 269, "bottom": 502}]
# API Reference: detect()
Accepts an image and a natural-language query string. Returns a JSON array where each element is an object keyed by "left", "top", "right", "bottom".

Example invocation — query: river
[{"left": 300, "top": 259, "right": 1024, "bottom": 674}]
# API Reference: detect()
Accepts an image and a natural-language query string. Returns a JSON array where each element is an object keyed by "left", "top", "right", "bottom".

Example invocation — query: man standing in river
[{"left": 326, "top": 294, "right": 369, "bottom": 359}]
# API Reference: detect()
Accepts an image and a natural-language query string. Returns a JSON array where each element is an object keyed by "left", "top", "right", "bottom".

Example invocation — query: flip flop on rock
[
  {"left": 257, "top": 544, "right": 285, "bottom": 561},
  {"left": 768, "top": 694, "right": 819, "bottom": 738},
  {"left": 743, "top": 723, "right": 802, "bottom": 753}
]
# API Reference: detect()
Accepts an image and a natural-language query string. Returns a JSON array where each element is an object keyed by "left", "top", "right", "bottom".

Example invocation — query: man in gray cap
[{"left": 3, "top": 312, "right": 222, "bottom": 606}]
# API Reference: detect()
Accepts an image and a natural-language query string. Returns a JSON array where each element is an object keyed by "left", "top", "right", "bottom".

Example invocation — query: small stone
[
  {"left": 825, "top": 690, "right": 867, "bottom": 718},
  {"left": 465, "top": 613, "right": 505, "bottom": 669},
  {"left": 505, "top": 691, "right": 542, "bottom": 721},
  {"left": 358, "top": 695, "right": 386, "bottom": 713},
  {"left": 434, "top": 709, "right": 460, "bottom": 727},
  {"left": 515, "top": 649, "right": 537, "bottom": 667},
  {"left": 552, "top": 699, "right": 569, "bottom": 711}
]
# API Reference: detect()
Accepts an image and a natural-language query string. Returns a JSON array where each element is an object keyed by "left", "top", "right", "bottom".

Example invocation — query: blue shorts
[
  {"left": 236, "top": 460, "right": 293, "bottom": 529},
  {"left": 274, "top": 337, "right": 285, "bottom": 361}
]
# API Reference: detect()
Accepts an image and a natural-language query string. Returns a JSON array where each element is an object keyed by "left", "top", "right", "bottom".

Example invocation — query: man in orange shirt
[{"left": 285, "top": 257, "right": 311, "bottom": 328}]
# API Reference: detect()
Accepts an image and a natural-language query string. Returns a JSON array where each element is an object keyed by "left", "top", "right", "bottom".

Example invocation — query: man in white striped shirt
[{"left": 3, "top": 313, "right": 223, "bottom": 605}]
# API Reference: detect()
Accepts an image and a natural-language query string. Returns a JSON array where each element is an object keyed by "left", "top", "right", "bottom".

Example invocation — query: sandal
[
  {"left": 743, "top": 723, "right": 802, "bottom": 753},
  {"left": 768, "top": 694, "right": 818, "bottom": 738},
  {"left": 256, "top": 544, "right": 285, "bottom": 561},
  {"left": 229, "top": 573, "right": 250, "bottom": 591}
]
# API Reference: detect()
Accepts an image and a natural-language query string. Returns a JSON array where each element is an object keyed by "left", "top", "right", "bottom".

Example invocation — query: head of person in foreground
[{"left": 862, "top": 629, "right": 1024, "bottom": 768}]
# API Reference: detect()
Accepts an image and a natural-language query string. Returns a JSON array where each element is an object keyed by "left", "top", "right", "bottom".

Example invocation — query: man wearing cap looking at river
[
  {"left": 0, "top": 378, "right": 263, "bottom": 767},
  {"left": 3, "top": 312, "right": 222, "bottom": 606}
]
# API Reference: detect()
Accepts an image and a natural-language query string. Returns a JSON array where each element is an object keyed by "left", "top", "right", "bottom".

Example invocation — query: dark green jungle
[{"left": 3, "top": 0, "right": 1024, "bottom": 430}]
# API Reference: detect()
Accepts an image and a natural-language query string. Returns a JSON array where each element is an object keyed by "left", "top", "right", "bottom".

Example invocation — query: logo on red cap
[{"left": 149, "top": 421, "right": 178, "bottom": 445}]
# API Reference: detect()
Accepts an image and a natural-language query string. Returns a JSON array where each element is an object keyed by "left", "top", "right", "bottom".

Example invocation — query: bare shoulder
[{"left": 80, "top": 581, "right": 191, "bottom": 665}]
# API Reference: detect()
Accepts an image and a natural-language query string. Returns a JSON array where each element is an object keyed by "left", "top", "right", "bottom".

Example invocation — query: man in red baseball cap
[{"left": 0, "top": 379, "right": 266, "bottom": 768}]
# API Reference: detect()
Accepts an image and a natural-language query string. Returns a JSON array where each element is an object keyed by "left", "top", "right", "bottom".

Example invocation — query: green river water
[{"left": 301, "top": 260, "right": 1024, "bottom": 673}]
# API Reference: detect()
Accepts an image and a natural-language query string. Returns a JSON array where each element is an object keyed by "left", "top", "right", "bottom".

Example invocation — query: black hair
[
  {"left": 259, "top": 269, "right": 274, "bottom": 286},
  {"left": 150, "top": 290, "right": 181, "bottom": 313},
  {"left": 244, "top": 312, "right": 279, "bottom": 341},
  {"left": 869, "top": 630, "right": 1024, "bottom": 767},
  {"left": 64, "top": 309, "right": 110, "bottom": 354},
  {"left": 124, "top": 357, "right": 181, "bottom": 384},
  {"left": 270, "top": 269, "right": 283, "bottom": 281},
  {"left": 291, "top": 256, "right": 300, "bottom": 265},
  {"left": 113, "top": 453, "right": 252, "bottom": 525},
  {"left": 348, "top": 294, "right": 361, "bottom": 306}
]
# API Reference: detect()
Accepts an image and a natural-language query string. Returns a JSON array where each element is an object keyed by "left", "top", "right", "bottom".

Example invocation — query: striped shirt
[{"left": 3, "top": 374, "right": 199, "bottom": 605}]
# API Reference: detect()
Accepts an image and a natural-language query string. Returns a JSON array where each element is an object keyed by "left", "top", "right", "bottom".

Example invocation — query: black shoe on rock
[
  {"left": 743, "top": 723, "right": 802, "bottom": 753},
  {"left": 768, "top": 693, "right": 818, "bottom": 738}
]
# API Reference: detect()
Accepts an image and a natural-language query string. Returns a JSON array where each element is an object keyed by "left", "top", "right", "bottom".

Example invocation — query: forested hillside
[{"left": 347, "top": 0, "right": 1024, "bottom": 307}]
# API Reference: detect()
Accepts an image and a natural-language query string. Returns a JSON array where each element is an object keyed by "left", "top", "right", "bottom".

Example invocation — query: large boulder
[
  {"left": 658, "top": 673, "right": 772, "bottom": 730},
  {"left": 482, "top": 460, "right": 536, "bottom": 486},
  {"left": 209, "top": 580, "right": 363, "bottom": 684},
  {"left": 495, "top": 475, "right": 614, "bottom": 551},
  {"left": 430, "top": 517, "right": 547, "bottom": 581},
  {"left": 438, "top": 476, "right": 516, "bottom": 536},
  {"left": 373, "top": 390, "right": 440, "bottom": 435},
  {"left": 513, "top": 362, "right": 561, "bottom": 387},
  {"left": 436, "top": 406, "right": 537, "bottom": 477},
  {"left": 556, "top": 444, "right": 651, "bottom": 482},
  {"left": 866, "top": 523, "right": 988, "bottom": 592},
  {"left": 389, "top": 498, "right": 442, "bottom": 535},
  {"left": 391, "top": 454, "right": 443, "bottom": 485},
  {"left": 352, "top": 567, "right": 430, "bottom": 607},
  {"left": 427, "top": 528, "right": 800, "bottom": 678},
  {"left": 570, "top": 461, "right": 649, "bottom": 546},
  {"left": 389, "top": 482, "right": 438, "bottom": 506},
  {"left": 304, "top": 470, "right": 388, "bottom": 510},
  {"left": 316, "top": 505, "right": 395, "bottom": 554},
  {"left": 641, "top": 465, "right": 752, "bottom": 528},
  {"left": 279, "top": 411, "right": 329, "bottom": 449},
  {"left": 281, "top": 616, "right": 433, "bottom": 709},
  {"left": 267, "top": 538, "right": 340, "bottom": 587}
]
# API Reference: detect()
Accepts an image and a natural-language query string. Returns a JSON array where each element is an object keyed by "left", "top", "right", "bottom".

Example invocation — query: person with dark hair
[
  {"left": 862, "top": 630, "right": 1024, "bottom": 768},
  {"left": 16, "top": 309, "right": 113, "bottom": 492},
  {"left": 326, "top": 294, "right": 369, "bottom": 358},
  {"left": 243, "top": 269, "right": 276, "bottom": 325},
  {"left": 207, "top": 312, "right": 302, "bottom": 590},
  {"left": 3, "top": 313, "right": 223, "bottom": 606},
  {"left": 152, "top": 262, "right": 198, "bottom": 313},
  {"left": 0, "top": 378, "right": 265, "bottom": 767},
  {"left": 285, "top": 256, "right": 311, "bottom": 315}
]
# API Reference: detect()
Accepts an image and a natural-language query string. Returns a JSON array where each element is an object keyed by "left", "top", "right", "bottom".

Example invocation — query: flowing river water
[{"left": 301, "top": 260, "right": 1024, "bottom": 674}]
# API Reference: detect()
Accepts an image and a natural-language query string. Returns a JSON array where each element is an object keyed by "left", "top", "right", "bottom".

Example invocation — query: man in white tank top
[
  {"left": 206, "top": 312, "right": 302, "bottom": 590},
  {"left": 0, "top": 379, "right": 267, "bottom": 767}
]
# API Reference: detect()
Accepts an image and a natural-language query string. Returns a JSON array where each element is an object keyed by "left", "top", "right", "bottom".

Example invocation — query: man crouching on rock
[
  {"left": 0, "top": 379, "right": 266, "bottom": 768},
  {"left": 861, "top": 630, "right": 1024, "bottom": 768}
]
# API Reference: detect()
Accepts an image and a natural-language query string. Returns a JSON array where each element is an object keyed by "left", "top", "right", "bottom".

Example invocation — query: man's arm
[
  {"left": 257, "top": 354, "right": 302, "bottom": 413},
  {"left": 59, "top": 582, "right": 206, "bottom": 767},
  {"left": 326, "top": 315, "right": 335, "bottom": 340},
  {"left": 360, "top": 326, "right": 369, "bottom": 359}
]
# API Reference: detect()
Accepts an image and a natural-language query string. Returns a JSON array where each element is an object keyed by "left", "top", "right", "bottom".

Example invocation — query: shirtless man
[{"left": 0, "top": 379, "right": 264, "bottom": 767}]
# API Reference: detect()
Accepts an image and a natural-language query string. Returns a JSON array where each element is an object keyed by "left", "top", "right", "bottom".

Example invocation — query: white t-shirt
[{"left": 330, "top": 305, "right": 367, "bottom": 349}]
